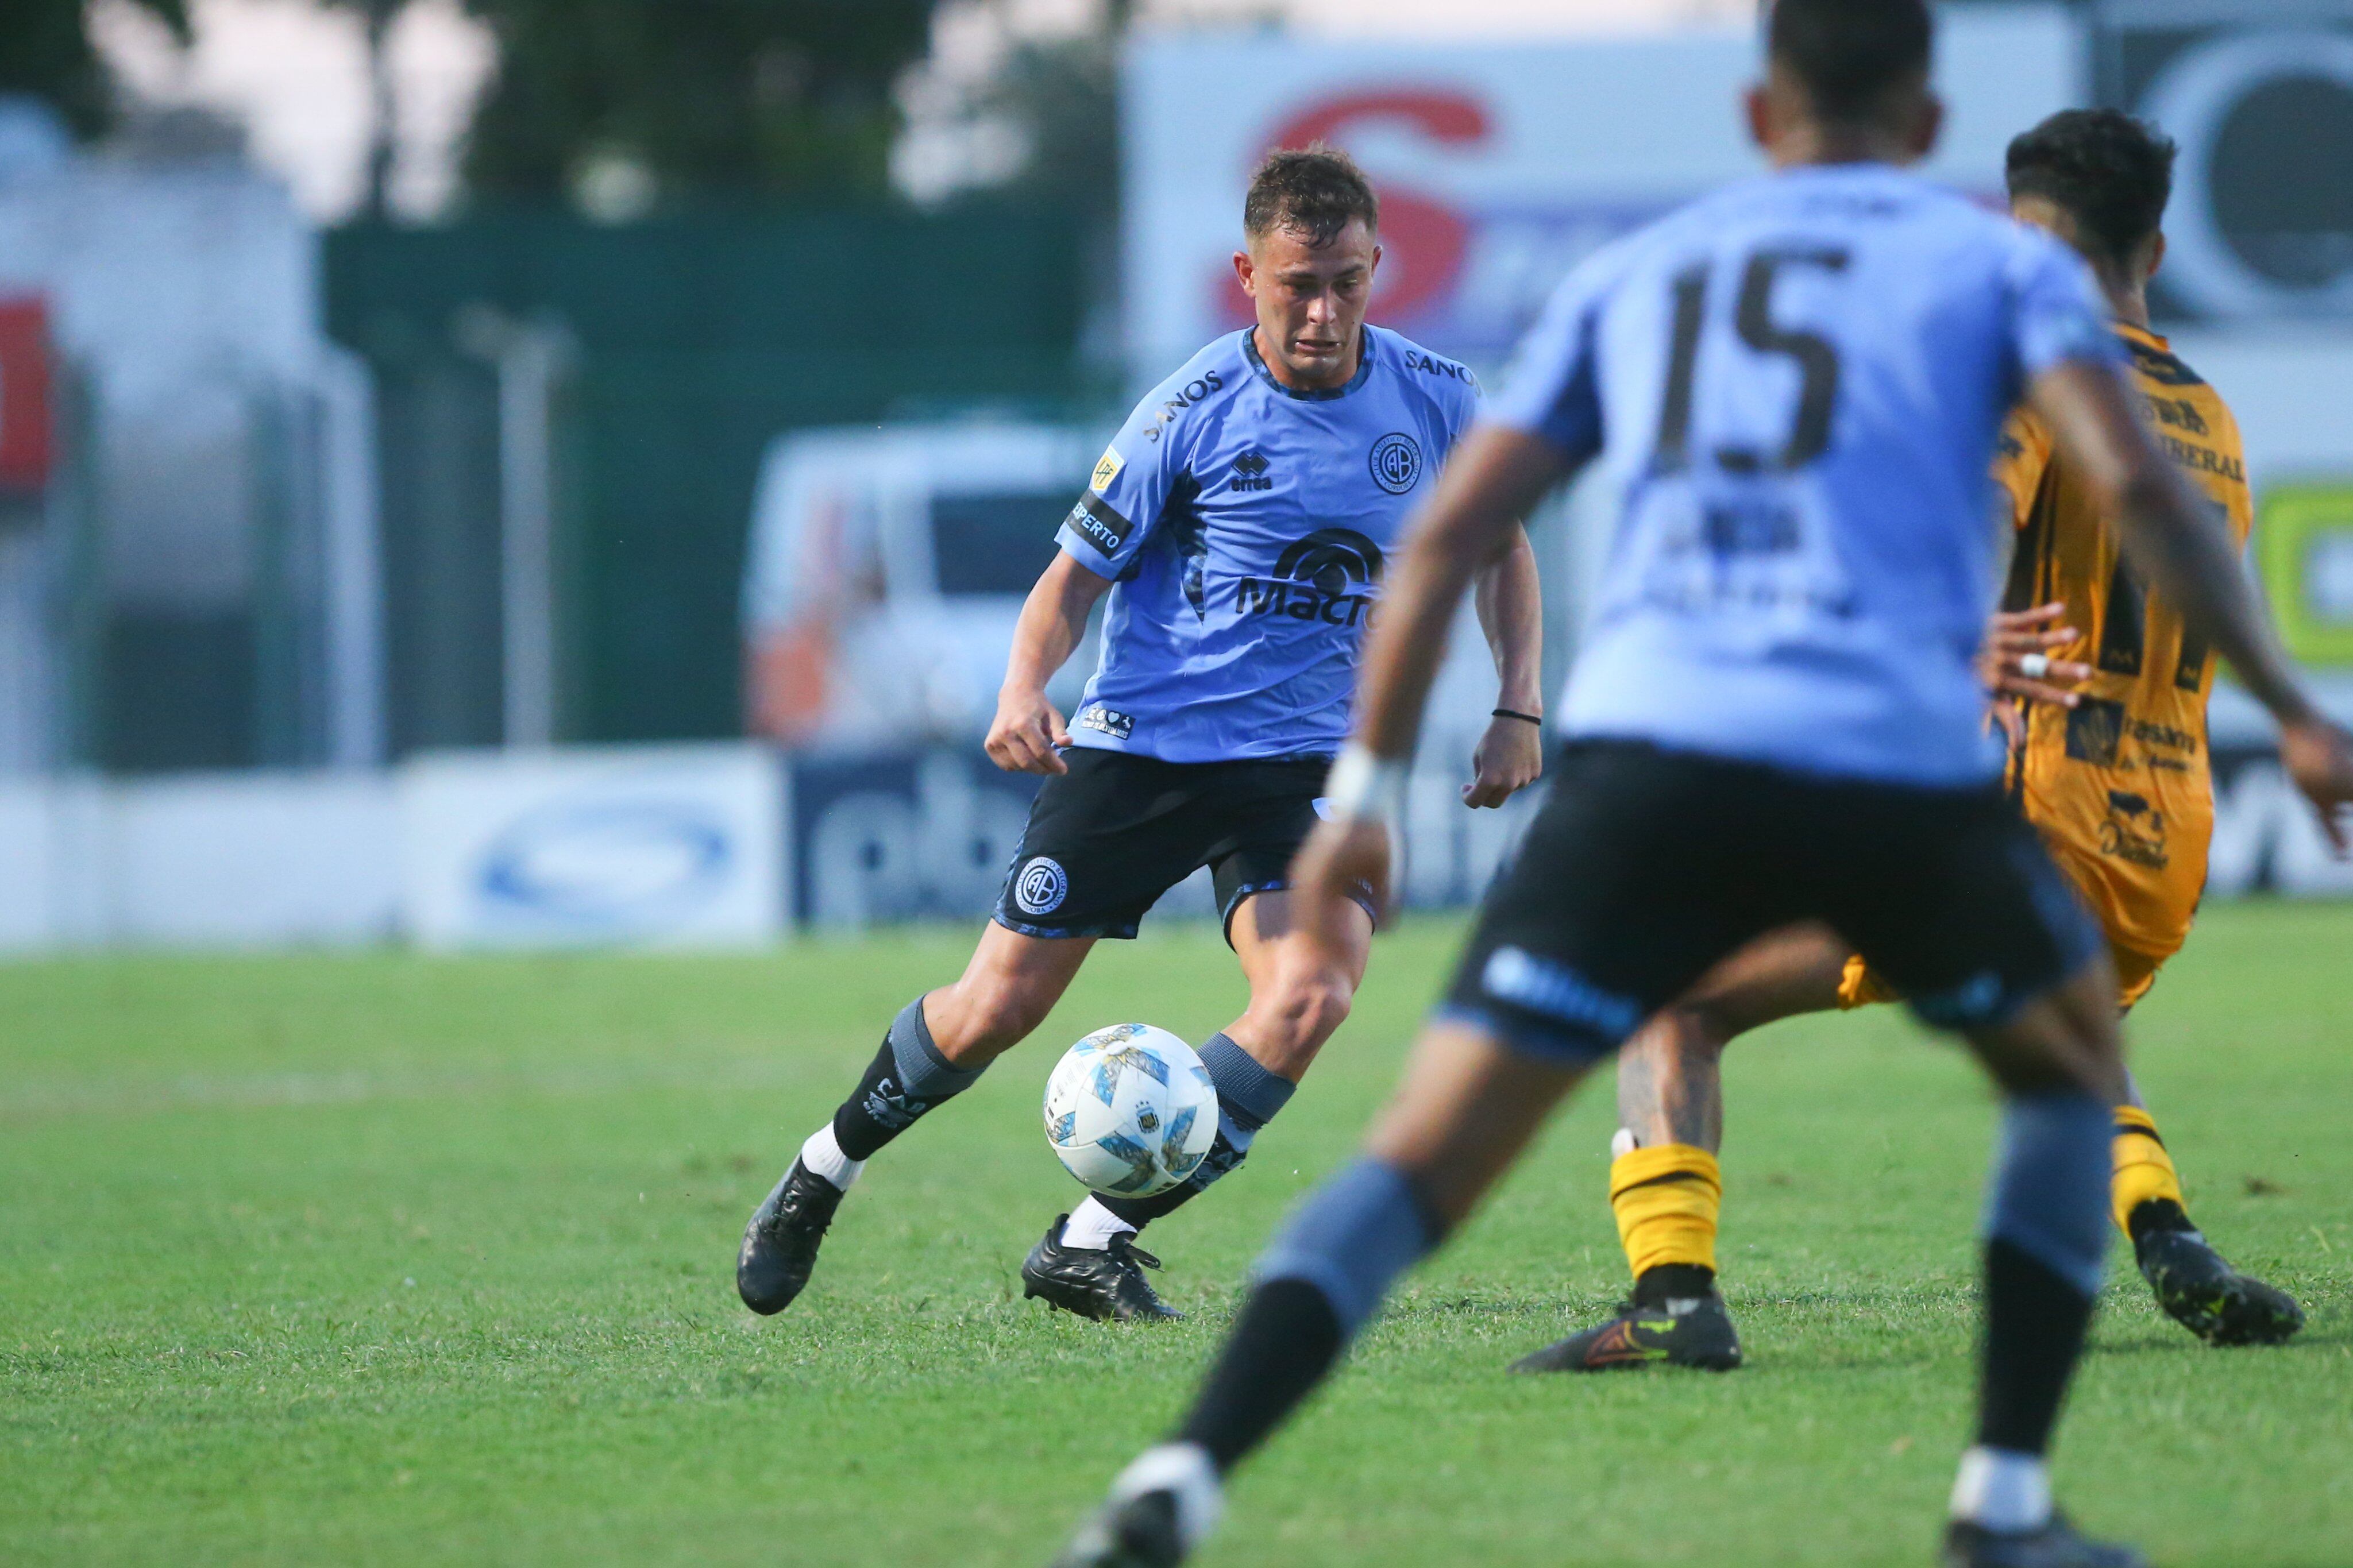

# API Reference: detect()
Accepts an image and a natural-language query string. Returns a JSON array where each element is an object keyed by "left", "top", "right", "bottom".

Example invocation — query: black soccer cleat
[
  {"left": 1510, "top": 1289, "right": 1743, "bottom": 1373},
  {"left": 1051, "top": 1489, "right": 1186, "bottom": 1568},
  {"left": 2134, "top": 1225, "right": 2305, "bottom": 1347},
  {"left": 736, "top": 1159, "right": 845, "bottom": 1315},
  {"left": 1941, "top": 1513, "right": 2147, "bottom": 1568},
  {"left": 1022, "top": 1216, "right": 1182, "bottom": 1322}
]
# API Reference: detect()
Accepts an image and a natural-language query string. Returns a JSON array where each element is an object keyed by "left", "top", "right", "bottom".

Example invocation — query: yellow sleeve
[{"left": 1992, "top": 409, "right": 2054, "bottom": 532}]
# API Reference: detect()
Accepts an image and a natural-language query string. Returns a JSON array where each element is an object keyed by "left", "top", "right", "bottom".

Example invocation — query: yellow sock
[
  {"left": 1610, "top": 1144, "right": 1722, "bottom": 1279},
  {"left": 2112, "top": 1104, "right": 2185, "bottom": 1235}
]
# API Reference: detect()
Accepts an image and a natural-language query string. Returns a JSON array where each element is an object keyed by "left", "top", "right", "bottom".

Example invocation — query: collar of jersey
[{"left": 1241, "top": 326, "right": 1376, "bottom": 401}]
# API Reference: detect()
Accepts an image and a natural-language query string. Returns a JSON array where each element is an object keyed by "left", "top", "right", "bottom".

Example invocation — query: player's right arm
[
  {"left": 986, "top": 551, "right": 1112, "bottom": 775},
  {"left": 2029, "top": 358, "right": 2353, "bottom": 847}
]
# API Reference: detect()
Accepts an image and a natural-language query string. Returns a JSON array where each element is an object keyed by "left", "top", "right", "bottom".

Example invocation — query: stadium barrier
[{"left": 0, "top": 739, "right": 2346, "bottom": 953}]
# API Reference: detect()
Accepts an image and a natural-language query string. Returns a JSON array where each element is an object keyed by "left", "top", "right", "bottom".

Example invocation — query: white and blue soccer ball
[{"left": 1043, "top": 1024, "right": 1220, "bottom": 1198}]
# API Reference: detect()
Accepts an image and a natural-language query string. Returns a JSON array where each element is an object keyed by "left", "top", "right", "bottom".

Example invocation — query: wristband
[
  {"left": 1324, "top": 742, "right": 1410, "bottom": 827},
  {"left": 1492, "top": 708, "right": 1543, "bottom": 727}
]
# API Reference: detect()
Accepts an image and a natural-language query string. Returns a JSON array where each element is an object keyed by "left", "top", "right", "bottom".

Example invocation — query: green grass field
[{"left": 4, "top": 902, "right": 2349, "bottom": 1566}]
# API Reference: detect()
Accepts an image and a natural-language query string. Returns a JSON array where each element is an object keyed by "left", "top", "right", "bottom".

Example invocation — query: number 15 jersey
[{"left": 1492, "top": 163, "right": 2120, "bottom": 787}]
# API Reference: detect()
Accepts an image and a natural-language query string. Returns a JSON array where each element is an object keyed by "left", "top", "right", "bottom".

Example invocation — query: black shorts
[
  {"left": 993, "top": 747, "right": 1374, "bottom": 943},
  {"left": 1442, "top": 740, "right": 2104, "bottom": 1065}
]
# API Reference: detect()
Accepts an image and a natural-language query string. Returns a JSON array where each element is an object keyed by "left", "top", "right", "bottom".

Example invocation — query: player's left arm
[{"left": 1464, "top": 522, "right": 1545, "bottom": 808}]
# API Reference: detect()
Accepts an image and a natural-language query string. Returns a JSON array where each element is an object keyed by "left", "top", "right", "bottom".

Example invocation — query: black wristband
[{"left": 1492, "top": 708, "right": 1543, "bottom": 727}]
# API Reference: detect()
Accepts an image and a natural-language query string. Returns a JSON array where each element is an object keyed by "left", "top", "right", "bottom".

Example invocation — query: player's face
[{"left": 1235, "top": 217, "right": 1380, "bottom": 390}]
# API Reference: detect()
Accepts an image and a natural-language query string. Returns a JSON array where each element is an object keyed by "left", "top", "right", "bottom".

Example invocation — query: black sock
[
  {"left": 1977, "top": 1237, "right": 2095, "bottom": 1455},
  {"left": 1631, "top": 1263, "right": 1717, "bottom": 1308},
  {"left": 829, "top": 998, "right": 985, "bottom": 1163},
  {"left": 2126, "top": 1196, "right": 2196, "bottom": 1246},
  {"left": 1175, "top": 1278, "right": 1345, "bottom": 1473}
]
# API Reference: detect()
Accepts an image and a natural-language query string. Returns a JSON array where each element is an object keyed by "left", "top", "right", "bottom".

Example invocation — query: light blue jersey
[
  {"left": 1058, "top": 326, "right": 1481, "bottom": 763},
  {"left": 1490, "top": 164, "right": 2120, "bottom": 786}
]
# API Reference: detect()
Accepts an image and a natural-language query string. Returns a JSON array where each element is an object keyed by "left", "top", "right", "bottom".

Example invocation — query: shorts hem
[
  {"left": 1219, "top": 880, "right": 1382, "bottom": 948},
  {"left": 1429, "top": 1002, "right": 1616, "bottom": 1069},
  {"left": 990, "top": 912, "right": 1141, "bottom": 941}
]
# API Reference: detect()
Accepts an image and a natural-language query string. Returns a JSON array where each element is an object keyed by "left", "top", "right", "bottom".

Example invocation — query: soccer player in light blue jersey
[
  {"left": 1057, "top": 3, "right": 2353, "bottom": 1566},
  {"left": 738, "top": 148, "right": 1548, "bottom": 1324}
]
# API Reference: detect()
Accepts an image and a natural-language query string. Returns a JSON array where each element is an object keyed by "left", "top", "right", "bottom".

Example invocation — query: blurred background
[{"left": 1, "top": 0, "right": 2349, "bottom": 952}]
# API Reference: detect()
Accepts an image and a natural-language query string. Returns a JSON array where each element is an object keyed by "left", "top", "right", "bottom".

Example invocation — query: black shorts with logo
[
  {"left": 1442, "top": 739, "right": 2104, "bottom": 1064},
  {"left": 993, "top": 747, "right": 1373, "bottom": 944}
]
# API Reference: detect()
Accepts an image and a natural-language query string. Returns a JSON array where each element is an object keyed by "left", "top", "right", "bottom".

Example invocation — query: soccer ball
[{"left": 1043, "top": 1024, "right": 1220, "bottom": 1198}]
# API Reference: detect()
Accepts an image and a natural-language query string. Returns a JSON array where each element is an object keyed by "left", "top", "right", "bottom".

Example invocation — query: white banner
[
  {"left": 398, "top": 744, "right": 784, "bottom": 951},
  {"left": 1123, "top": 10, "right": 2081, "bottom": 377}
]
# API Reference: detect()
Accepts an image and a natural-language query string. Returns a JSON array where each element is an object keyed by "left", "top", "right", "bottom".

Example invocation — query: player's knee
[
  {"left": 1653, "top": 999, "right": 1735, "bottom": 1062},
  {"left": 1267, "top": 968, "right": 1354, "bottom": 1055}
]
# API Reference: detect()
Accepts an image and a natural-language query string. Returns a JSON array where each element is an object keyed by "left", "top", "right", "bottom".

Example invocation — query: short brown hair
[
  {"left": 1244, "top": 145, "right": 1379, "bottom": 247},
  {"left": 2007, "top": 109, "right": 2177, "bottom": 269}
]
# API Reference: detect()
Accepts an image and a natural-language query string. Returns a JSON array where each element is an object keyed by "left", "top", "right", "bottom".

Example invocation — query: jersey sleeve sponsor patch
[
  {"left": 1090, "top": 447, "right": 1125, "bottom": 493},
  {"left": 1064, "top": 491, "right": 1135, "bottom": 560}
]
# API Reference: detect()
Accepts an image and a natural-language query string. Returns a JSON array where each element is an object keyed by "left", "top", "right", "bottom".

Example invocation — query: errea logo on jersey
[
  {"left": 1229, "top": 451, "right": 1272, "bottom": 492},
  {"left": 1236, "top": 528, "right": 1386, "bottom": 627}
]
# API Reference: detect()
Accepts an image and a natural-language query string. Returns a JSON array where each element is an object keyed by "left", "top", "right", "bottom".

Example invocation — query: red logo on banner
[
  {"left": 0, "top": 298, "right": 55, "bottom": 492},
  {"left": 1219, "top": 89, "right": 1492, "bottom": 329}
]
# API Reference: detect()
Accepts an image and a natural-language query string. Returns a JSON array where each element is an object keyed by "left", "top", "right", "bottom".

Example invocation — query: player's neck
[
  {"left": 1251, "top": 323, "right": 1361, "bottom": 392},
  {"left": 2101, "top": 276, "right": 2153, "bottom": 332},
  {"left": 1768, "top": 122, "right": 1914, "bottom": 171}
]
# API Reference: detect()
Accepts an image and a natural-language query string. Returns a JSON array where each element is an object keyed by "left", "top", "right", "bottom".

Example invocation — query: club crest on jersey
[
  {"left": 1013, "top": 857, "right": 1069, "bottom": 915},
  {"left": 1368, "top": 432, "right": 1422, "bottom": 495},
  {"left": 1235, "top": 528, "right": 1386, "bottom": 627}
]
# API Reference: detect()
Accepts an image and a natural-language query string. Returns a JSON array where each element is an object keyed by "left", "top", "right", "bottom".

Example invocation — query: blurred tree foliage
[
  {"left": 0, "top": 0, "right": 190, "bottom": 138},
  {"left": 458, "top": 0, "right": 936, "bottom": 204}
]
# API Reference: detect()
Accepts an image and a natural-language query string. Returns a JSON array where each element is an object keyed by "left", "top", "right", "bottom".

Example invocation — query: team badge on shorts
[
  {"left": 1368, "top": 432, "right": 1422, "bottom": 495},
  {"left": 1014, "top": 856, "right": 1070, "bottom": 915}
]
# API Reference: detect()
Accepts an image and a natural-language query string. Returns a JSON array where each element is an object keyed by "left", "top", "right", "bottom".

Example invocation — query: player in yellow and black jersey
[{"left": 1521, "top": 109, "right": 2306, "bottom": 1376}]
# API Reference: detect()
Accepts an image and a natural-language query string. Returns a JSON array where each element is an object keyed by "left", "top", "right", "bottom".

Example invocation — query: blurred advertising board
[
  {"left": 399, "top": 744, "right": 784, "bottom": 950},
  {"left": 2096, "top": 0, "right": 2353, "bottom": 323},
  {"left": 0, "top": 296, "right": 51, "bottom": 492},
  {"left": 782, "top": 744, "right": 1544, "bottom": 931},
  {"left": 1123, "top": 10, "right": 2081, "bottom": 375}
]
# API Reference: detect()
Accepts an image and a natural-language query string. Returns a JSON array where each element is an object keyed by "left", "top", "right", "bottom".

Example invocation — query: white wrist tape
[
  {"left": 2018, "top": 652, "right": 2051, "bottom": 679},
  {"left": 1324, "top": 742, "right": 1410, "bottom": 827}
]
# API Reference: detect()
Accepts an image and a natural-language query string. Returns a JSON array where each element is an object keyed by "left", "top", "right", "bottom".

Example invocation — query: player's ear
[
  {"left": 1743, "top": 83, "right": 1773, "bottom": 152},
  {"left": 1233, "top": 249, "right": 1256, "bottom": 299},
  {"left": 1908, "top": 91, "right": 1945, "bottom": 162},
  {"left": 2147, "top": 230, "right": 2167, "bottom": 284},
  {"left": 1367, "top": 242, "right": 1382, "bottom": 283}
]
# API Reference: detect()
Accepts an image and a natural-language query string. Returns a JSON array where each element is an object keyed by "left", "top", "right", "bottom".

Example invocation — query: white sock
[
  {"left": 1061, "top": 1196, "right": 1139, "bottom": 1252},
  {"left": 1949, "top": 1446, "right": 2051, "bottom": 1533},
  {"left": 799, "top": 1123, "right": 865, "bottom": 1193},
  {"left": 1108, "top": 1443, "right": 1223, "bottom": 1552}
]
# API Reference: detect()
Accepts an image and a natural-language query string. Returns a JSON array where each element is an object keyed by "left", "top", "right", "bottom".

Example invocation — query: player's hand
[
  {"left": 985, "top": 685, "right": 1070, "bottom": 775},
  {"left": 1464, "top": 713, "right": 1543, "bottom": 807},
  {"left": 2278, "top": 715, "right": 2353, "bottom": 854},
  {"left": 1982, "top": 603, "right": 2092, "bottom": 707},
  {"left": 1290, "top": 817, "right": 1392, "bottom": 959}
]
